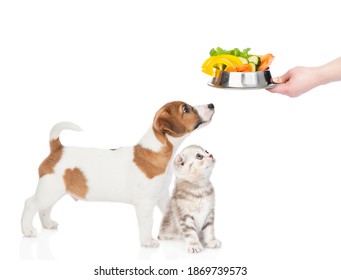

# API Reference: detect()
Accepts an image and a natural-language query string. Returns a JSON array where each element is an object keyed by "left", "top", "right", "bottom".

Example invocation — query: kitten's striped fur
[{"left": 158, "top": 145, "right": 221, "bottom": 253}]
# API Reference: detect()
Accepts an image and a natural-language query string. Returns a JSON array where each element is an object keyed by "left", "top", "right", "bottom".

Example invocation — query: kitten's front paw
[
  {"left": 158, "top": 234, "right": 170, "bottom": 240},
  {"left": 186, "top": 242, "right": 203, "bottom": 253},
  {"left": 205, "top": 239, "right": 222, "bottom": 248},
  {"left": 158, "top": 231, "right": 170, "bottom": 240},
  {"left": 141, "top": 239, "right": 159, "bottom": 248}
]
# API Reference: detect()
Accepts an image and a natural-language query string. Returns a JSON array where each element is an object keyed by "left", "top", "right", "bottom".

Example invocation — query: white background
[{"left": 1, "top": 0, "right": 340, "bottom": 279}]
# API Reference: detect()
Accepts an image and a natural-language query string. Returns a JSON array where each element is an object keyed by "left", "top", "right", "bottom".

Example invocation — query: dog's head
[{"left": 153, "top": 101, "right": 214, "bottom": 140}]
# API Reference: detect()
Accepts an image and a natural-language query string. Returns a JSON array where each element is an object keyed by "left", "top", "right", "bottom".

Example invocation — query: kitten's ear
[{"left": 174, "top": 154, "right": 185, "bottom": 168}]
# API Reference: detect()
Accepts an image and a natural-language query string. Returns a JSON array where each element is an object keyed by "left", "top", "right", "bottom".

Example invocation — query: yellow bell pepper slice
[{"left": 202, "top": 55, "right": 243, "bottom": 76}]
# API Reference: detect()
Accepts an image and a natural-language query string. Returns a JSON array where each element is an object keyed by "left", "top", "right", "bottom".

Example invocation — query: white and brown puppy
[{"left": 21, "top": 101, "right": 215, "bottom": 247}]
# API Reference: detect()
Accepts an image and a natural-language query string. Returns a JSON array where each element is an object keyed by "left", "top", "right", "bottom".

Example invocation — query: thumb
[{"left": 272, "top": 72, "right": 291, "bottom": 84}]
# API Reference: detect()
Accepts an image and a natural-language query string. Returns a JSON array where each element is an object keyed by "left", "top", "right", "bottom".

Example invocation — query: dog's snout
[{"left": 208, "top": 103, "right": 214, "bottom": 110}]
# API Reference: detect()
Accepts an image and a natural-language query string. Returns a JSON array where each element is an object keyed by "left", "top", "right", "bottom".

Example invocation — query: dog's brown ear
[{"left": 154, "top": 112, "right": 187, "bottom": 137}]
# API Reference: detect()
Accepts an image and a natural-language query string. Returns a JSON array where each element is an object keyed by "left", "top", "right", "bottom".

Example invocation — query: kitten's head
[{"left": 173, "top": 145, "right": 215, "bottom": 182}]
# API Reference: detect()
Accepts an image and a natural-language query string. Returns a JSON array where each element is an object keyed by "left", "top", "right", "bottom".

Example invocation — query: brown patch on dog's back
[
  {"left": 63, "top": 167, "right": 88, "bottom": 199},
  {"left": 38, "top": 139, "right": 63, "bottom": 178},
  {"left": 133, "top": 144, "right": 173, "bottom": 179}
]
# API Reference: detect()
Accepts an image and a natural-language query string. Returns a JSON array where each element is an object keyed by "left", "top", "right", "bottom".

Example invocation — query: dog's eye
[
  {"left": 183, "top": 105, "right": 190, "bottom": 114},
  {"left": 196, "top": 153, "right": 203, "bottom": 160}
]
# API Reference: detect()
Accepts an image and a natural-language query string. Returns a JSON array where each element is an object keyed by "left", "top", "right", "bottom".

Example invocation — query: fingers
[
  {"left": 267, "top": 83, "right": 288, "bottom": 94},
  {"left": 271, "top": 71, "right": 291, "bottom": 84},
  {"left": 271, "top": 76, "right": 284, "bottom": 84},
  {"left": 267, "top": 71, "right": 292, "bottom": 94}
]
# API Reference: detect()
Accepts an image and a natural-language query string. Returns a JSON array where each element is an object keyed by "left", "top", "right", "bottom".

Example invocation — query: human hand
[{"left": 268, "top": 66, "right": 321, "bottom": 97}]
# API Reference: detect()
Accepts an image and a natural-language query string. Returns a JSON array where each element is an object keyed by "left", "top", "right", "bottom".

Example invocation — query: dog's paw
[
  {"left": 141, "top": 239, "right": 159, "bottom": 248},
  {"left": 22, "top": 227, "right": 38, "bottom": 238},
  {"left": 204, "top": 239, "right": 222, "bottom": 248},
  {"left": 42, "top": 220, "right": 59, "bottom": 230},
  {"left": 186, "top": 242, "right": 203, "bottom": 253}
]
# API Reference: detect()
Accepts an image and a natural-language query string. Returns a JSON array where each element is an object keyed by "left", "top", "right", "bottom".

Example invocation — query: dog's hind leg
[
  {"left": 36, "top": 176, "right": 66, "bottom": 230},
  {"left": 21, "top": 195, "right": 39, "bottom": 237},
  {"left": 39, "top": 206, "right": 58, "bottom": 230},
  {"left": 21, "top": 175, "right": 66, "bottom": 237}
]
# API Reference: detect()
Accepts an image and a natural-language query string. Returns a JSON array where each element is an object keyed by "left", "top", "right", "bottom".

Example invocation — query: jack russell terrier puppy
[{"left": 21, "top": 101, "right": 215, "bottom": 247}]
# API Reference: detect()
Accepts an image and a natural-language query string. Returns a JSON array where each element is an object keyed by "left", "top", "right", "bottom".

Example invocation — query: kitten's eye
[
  {"left": 205, "top": 150, "right": 209, "bottom": 154},
  {"left": 196, "top": 153, "right": 203, "bottom": 160},
  {"left": 182, "top": 104, "right": 190, "bottom": 114}
]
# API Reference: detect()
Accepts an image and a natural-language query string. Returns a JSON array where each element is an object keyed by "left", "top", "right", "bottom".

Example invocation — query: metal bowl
[{"left": 208, "top": 69, "right": 276, "bottom": 89}]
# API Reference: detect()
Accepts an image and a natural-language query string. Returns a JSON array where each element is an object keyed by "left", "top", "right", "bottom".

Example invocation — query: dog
[{"left": 21, "top": 101, "right": 215, "bottom": 247}]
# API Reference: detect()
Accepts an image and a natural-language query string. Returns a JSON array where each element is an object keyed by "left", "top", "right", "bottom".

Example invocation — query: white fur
[
  {"left": 21, "top": 103, "right": 214, "bottom": 247},
  {"left": 138, "top": 126, "right": 164, "bottom": 151},
  {"left": 174, "top": 145, "right": 215, "bottom": 185},
  {"left": 49, "top": 121, "right": 82, "bottom": 140}
]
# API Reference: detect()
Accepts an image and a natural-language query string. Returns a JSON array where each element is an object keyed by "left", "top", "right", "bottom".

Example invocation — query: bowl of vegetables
[{"left": 202, "top": 47, "right": 276, "bottom": 89}]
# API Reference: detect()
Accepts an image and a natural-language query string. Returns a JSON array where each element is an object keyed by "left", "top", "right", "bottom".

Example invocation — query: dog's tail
[{"left": 49, "top": 122, "right": 82, "bottom": 151}]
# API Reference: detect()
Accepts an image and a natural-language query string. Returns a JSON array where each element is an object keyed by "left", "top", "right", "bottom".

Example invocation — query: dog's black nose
[{"left": 208, "top": 103, "right": 214, "bottom": 109}]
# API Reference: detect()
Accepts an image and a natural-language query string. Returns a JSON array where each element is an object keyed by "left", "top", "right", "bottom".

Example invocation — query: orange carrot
[
  {"left": 236, "top": 64, "right": 252, "bottom": 72},
  {"left": 225, "top": 66, "right": 237, "bottom": 72},
  {"left": 258, "top": 53, "right": 275, "bottom": 71}
]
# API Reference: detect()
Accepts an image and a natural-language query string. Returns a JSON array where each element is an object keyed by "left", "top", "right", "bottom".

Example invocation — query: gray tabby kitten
[{"left": 158, "top": 145, "right": 221, "bottom": 253}]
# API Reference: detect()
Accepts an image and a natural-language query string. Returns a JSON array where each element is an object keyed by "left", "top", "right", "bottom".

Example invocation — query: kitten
[{"left": 158, "top": 145, "right": 221, "bottom": 253}]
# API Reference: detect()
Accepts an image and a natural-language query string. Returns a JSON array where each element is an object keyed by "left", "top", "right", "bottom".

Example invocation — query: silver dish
[{"left": 208, "top": 69, "right": 277, "bottom": 89}]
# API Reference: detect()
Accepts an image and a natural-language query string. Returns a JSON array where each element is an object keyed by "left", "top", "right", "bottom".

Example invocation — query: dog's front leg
[
  {"left": 134, "top": 202, "right": 159, "bottom": 247},
  {"left": 156, "top": 190, "right": 170, "bottom": 214}
]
